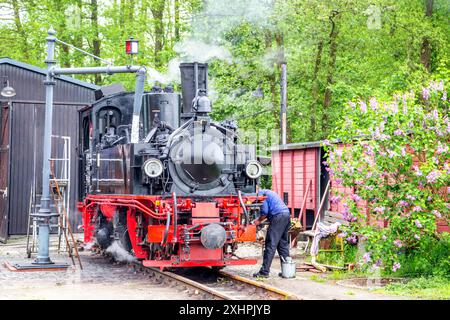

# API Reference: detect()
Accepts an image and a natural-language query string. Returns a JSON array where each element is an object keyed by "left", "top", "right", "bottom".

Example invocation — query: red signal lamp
[{"left": 125, "top": 37, "right": 139, "bottom": 55}]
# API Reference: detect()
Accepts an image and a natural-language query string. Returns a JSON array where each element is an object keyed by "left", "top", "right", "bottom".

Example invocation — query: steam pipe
[
  {"left": 52, "top": 65, "right": 142, "bottom": 75},
  {"left": 237, "top": 190, "right": 250, "bottom": 226},
  {"left": 172, "top": 192, "right": 178, "bottom": 242},
  {"left": 194, "top": 62, "right": 199, "bottom": 96},
  {"left": 162, "top": 209, "right": 171, "bottom": 246},
  {"left": 130, "top": 67, "right": 147, "bottom": 143}
]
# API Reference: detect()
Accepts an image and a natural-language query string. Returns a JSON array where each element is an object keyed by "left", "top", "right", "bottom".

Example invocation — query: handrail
[
  {"left": 298, "top": 179, "right": 312, "bottom": 229},
  {"left": 311, "top": 180, "right": 331, "bottom": 231}
]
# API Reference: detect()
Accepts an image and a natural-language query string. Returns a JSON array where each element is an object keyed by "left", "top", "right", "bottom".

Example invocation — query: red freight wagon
[{"left": 271, "top": 141, "right": 449, "bottom": 233}]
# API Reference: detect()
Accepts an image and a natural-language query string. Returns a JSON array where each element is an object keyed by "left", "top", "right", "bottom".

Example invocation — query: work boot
[{"left": 253, "top": 271, "right": 269, "bottom": 278}]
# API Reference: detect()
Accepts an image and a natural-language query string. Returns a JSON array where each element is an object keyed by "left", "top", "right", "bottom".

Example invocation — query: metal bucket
[{"left": 281, "top": 256, "right": 296, "bottom": 278}]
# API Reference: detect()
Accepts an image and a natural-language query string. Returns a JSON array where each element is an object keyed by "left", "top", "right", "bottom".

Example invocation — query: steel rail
[
  {"left": 134, "top": 264, "right": 235, "bottom": 300},
  {"left": 136, "top": 262, "right": 302, "bottom": 300},
  {"left": 217, "top": 269, "right": 302, "bottom": 300}
]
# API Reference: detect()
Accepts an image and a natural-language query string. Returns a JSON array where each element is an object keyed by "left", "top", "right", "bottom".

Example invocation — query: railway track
[
  {"left": 91, "top": 244, "right": 300, "bottom": 300},
  {"left": 132, "top": 263, "right": 302, "bottom": 300}
]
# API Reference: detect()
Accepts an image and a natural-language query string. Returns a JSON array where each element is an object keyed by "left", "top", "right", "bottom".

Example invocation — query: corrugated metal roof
[
  {"left": 0, "top": 57, "right": 99, "bottom": 90},
  {"left": 271, "top": 141, "right": 324, "bottom": 151}
]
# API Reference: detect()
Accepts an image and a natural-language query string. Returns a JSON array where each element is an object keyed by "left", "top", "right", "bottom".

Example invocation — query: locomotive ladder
[{"left": 49, "top": 167, "right": 83, "bottom": 269}]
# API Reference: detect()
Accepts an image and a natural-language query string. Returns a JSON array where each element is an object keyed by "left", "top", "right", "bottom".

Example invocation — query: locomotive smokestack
[{"left": 179, "top": 62, "right": 208, "bottom": 121}]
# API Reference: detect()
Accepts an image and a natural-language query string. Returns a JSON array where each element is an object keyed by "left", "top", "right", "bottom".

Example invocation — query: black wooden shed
[{"left": 0, "top": 58, "right": 99, "bottom": 241}]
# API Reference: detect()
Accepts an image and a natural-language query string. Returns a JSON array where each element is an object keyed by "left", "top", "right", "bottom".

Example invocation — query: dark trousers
[{"left": 260, "top": 212, "right": 291, "bottom": 275}]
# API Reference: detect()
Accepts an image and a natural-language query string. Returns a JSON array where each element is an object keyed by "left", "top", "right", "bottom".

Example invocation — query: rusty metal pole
[{"left": 280, "top": 62, "right": 287, "bottom": 145}]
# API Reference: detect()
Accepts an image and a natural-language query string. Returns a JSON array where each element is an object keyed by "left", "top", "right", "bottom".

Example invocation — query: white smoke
[
  {"left": 174, "top": 40, "right": 232, "bottom": 64},
  {"left": 83, "top": 241, "right": 95, "bottom": 251},
  {"left": 147, "top": 0, "right": 276, "bottom": 90},
  {"left": 147, "top": 58, "right": 182, "bottom": 86},
  {"left": 147, "top": 41, "right": 232, "bottom": 86},
  {"left": 106, "top": 241, "right": 136, "bottom": 263}
]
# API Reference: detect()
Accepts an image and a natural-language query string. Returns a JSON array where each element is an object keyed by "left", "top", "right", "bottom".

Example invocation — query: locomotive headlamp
[
  {"left": 245, "top": 160, "right": 263, "bottom": 179},
  {"left": 125, "top": 37, "right": 139, "bottom": 55},
  {"left": 143, "top": 158, "right": 163, "bottom": 178}
]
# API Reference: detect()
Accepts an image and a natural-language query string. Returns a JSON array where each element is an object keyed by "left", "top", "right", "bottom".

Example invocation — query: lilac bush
[{"left": 325, "top": 80, "right": 449, "bottom": 272}]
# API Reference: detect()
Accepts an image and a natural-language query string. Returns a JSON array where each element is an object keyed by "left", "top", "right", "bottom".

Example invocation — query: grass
[
  {"left": 374, "top": 276, "right": 450, "bottom": 300},
  {"left": 303, "top": 233, "right": 450, "bottom": 299}
]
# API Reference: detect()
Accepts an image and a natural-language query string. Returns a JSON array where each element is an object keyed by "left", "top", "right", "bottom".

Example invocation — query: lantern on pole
[{"left": 125, "top": 37, "right": 139, "bottom": 55}]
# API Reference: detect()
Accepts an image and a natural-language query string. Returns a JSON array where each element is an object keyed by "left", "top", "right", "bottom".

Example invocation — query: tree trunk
[
  {"left": 420, "top": 0, "right": 433, "bottom": 72},
  {"left": 174, "top": 0, "right": 180, "bottom": 41},
  {"left": 74, "top": 0, "right": 84, "bottom": 66},
  {"left": 11, "top": 0, "right": 29, "bottom": 60},
  {"left": 128, "top": 0, "right": 135, "bottom": 21},
  {"left": 310, "top": 40, "right": 323, "bottom": 140},
  {"left": 150, "top": 0, "right": 166, "bottom": 68},
  {"left": 91, "top": 0, "right": 101, "bottom": 84},
  {"left": 322, "top": 11, "right": 340, "bottom": 137},
  {"left": 264, "top": 31, "right": 279, "bottom": 132}
]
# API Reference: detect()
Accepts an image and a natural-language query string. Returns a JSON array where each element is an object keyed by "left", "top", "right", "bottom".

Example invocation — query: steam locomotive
[{"left": 78, "top": 63, "right": 265, "bottom": 268}]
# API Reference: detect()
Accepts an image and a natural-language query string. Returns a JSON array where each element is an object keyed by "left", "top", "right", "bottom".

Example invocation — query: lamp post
[{"left": 280, "top": 62, "right": 287, "bottom": 145}]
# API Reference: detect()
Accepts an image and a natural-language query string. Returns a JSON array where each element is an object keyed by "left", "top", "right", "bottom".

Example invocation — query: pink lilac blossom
[
  {"left": 394, "top": 129, "right": 404, "bottom": 136},
  {"left": 406, "top": 195, "right": 416, "bottom": 201},
  {"left": 369, "top": 97, "right": 378, "bottom": 111},
  {"left": 393, "top": 239, "right": 403, "bottom": 248},
  {"left": 346, "top": 235, "right": 357, "bottom": 244},
  {"left": 415, "top": 220, "right": 423, "bottom": 228},
  {"left": 387, "top": 150, "right": 396, "bottom": 158},
  {"left": 351, "top": 194, "right": 362, "bottom": 202},
  {"left": 432, "top": 109, "right": 439, "bottom": 120},
  {"left": 401, "top": 147, "right": 406, "bottom": 157},
  {"left": 426, "top": 170, "right": 440, "bottom": 184},
  {"left": 414, "top": 234, "right": 421, "bottom": 240},
  {"left": 359, "top": 100, "right": 367, "bottom": 113},
  {"left": 436, "top": 143, "right": 448, "bottom": 155},
  {"left": 373, "top": 207, "right": 385, "bottom": 213},
  {"left": 392, "top": 262, "right": 401, "bottom": 272},
  {"left": 375, "top": 259, "right": 382, "bottom": 267},
  {"left": 330, "top": 195, "right": 342, "bottom": 204},
  {"left": 422, "top": 87, "right": 430, "bottom": 100},
  {"left": 363, "top": 252, "right": 371, "bottom": 264},
  {"left": 398, "top": 200, "right": 409, "bottom": 207},
  {"left": 432, "top": 210, "right": 442, "bottom": 219},
  {"left": 412, "top": 206, "right": 422, "bottom": 212},
  {"left": 415, "top": 168, "right": 423, "bottom": 177}
]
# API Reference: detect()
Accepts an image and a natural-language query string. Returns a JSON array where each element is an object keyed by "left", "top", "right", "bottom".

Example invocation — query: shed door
[{"left": 0, "top": 103, "right": 10, "bottom": 242}]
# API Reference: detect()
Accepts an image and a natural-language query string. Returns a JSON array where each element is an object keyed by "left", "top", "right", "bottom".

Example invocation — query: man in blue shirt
[{"left": 253, "top": 189, "right": 291, "bottom": 278}]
